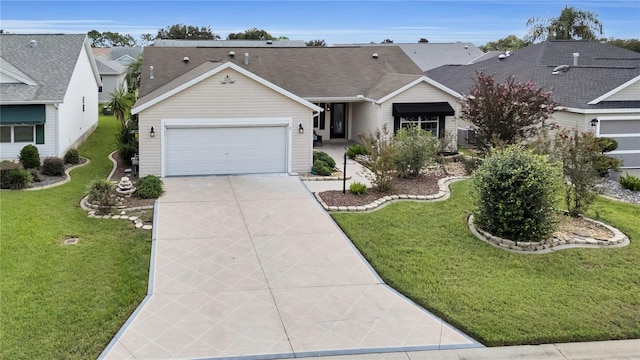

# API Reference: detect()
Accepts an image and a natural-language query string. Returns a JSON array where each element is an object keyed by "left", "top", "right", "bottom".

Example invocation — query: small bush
[
  {"left": 118, "top": 143, "right": 137, "bottom": 166},
  {"left": 0, "top": 161, "right": 22, "bottom": 189},
  {"left": 394, "top": 125, "right": 439, "bottom": 178},
  {"left": 5, "top": 168, "right": 32, "bottom": 190},
  {"left": 593, "top": 154, "right": 622, "bottom": 177},
  {"left": 64, "top": 148, "right": 80, "bottom": 164},
  {"left": 87, "top": 179, "right": 118, "bottom": 213},
  {"left": 471, "top": 145, "right": 562, "bottom": 242},
  {"left": 41, "top": 157, "right": 65, "bottom": 176},
  {"left": 346, "top": 144, "right": 369, "bottom": 159},
  {"left": 359, "top": 126, "right": 396, "bottom": 192},
  {"left": 136, "top": 175, "right": 165, "bottom": 199},
  {"left": 349, "top": 181, "right": 367, "bottom": 195},
  {"left": 596, "top": 137, "right": 618, "bottom": 153},
  {"left": 312, "top": 160, "right": 333, "bottom": 176},
  {"left": 460, "top": 156, "right": 483, "bottom": 175},
  {"left": 619, "top": 173, "right": 640, "bottom": 191},
  {"left": 313, "top": 151, "right": 336, "bottom": 169},
  {"left": 19, "top": 144, "right": 40, "bottom": 169}
]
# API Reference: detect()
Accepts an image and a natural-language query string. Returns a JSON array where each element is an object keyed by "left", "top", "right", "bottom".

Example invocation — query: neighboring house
[
  {"left": 427, "top": 40, "right": 640, "bottom": 169},
  {"left": 132, "top": 46, "right": 462, "bottom": 177},
  {"left": 94, "top": 54, "right": 127, "bottom": 103},
  {"left": 335, "top": 42, "right": 487, "bottom": 71},
  {"left": 109, "top": 47, "right": 143, "bottom": 66},
  {"left": 151, "top": 39, "right": 307, "bottom": 47},
  {"left": 0, "top": 34, "right": 102, "bottom": 160}
]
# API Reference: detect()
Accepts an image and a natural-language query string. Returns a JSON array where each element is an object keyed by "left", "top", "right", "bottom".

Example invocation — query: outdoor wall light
[
  {"left": 150, "top": 126, "right": 155, "bottom": 138},
  {"left": 298, "top": 123, "right": 304, "bottom": 134},
  {"left": 590, "top": 118, "right": 599, "bottom": 127}
]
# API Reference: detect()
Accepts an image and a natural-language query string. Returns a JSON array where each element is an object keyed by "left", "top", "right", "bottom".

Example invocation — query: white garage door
[
  {"left": 165, "top": 126, "right": 287, "bottom": 176},
  {"left": 599, "top": 118, "right": 640, "bottom": 169}
]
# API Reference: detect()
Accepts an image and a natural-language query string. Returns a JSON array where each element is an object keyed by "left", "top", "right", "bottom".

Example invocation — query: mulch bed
[{"left": 319, "top": 172, "right": 446, "bottom": 207}]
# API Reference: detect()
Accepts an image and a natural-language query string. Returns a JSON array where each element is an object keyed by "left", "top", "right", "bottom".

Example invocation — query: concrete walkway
[{"left": 100, "top": 175, "right": 479, "bottom": 359}]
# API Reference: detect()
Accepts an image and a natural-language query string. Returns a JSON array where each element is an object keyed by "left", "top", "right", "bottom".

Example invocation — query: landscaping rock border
[
  {"left": 468, "top": 214, "right": 629, "bottom": 254},
  {"left": 315, "top": 176, "right": 468, "bottom": 212}
]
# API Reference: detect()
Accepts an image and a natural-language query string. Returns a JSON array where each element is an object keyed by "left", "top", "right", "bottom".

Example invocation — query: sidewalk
[{"left": 281, "top": 339, "right": 639, "bottom": 359}]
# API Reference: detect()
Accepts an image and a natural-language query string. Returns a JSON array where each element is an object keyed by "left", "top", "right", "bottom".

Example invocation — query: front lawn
[
  {"left": 332, "top": 181, "right": 640, "bottom": 346},
  {"left": 0, "top": 116, "right": 151, "bottom": 359}
]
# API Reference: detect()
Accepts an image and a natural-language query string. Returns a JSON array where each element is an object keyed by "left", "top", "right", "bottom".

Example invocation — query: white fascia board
[
  {"left": 84, "top": 37, "right": 103, "bottom": 87},
  {"left": 0, "top": 68, "right": 37, "bottom": 86},
  {"left": 377, "top": 76, "right": 463, "bottom": 104},
  {"left": 133, "top": 62, "right": 321, "bottom": 114},
  {"left": 560, "top": 106, "right": 640, "bottom": 114},
  {"left": 588, "top": 75, "right": 640, "bottom": 105},
  {"left": 304, "top": 96, "right": 377, "bottom": 103}
]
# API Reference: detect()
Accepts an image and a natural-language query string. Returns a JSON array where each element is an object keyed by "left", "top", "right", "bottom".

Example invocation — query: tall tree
[
  {"left": 601, "top": 38, "right": 640, "bottom": 52},
  {"left": 227, "top": 28, "right": 275, "bottom": 40},
  {"left": 460, "top": 71, "right": 558, "bottom": 153},
  {"left": 305, "top": 39, "right": 326, "bottom": 47},
  {"left": 88, "top": 30, "right": 137, "bottom": 47},
  {"left": 156, "top": 24, "right": 220, "bottom": 40},
  {"left": 480, "top": 35, "right": 528, "bottom": 52},
  {"left": 526, "top": 6, "right": 603, "bottom": 42},
  {"left": 139, "top": 33, "right": 154, "bottom": 46}
]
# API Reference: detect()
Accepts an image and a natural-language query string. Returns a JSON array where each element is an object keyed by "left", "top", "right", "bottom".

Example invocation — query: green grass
[
  {"left": 332, "top": 181, "right": 640, "bottom": 346},
  {"left": 0, "top": 115, "right": 151, "bottom": 359}
]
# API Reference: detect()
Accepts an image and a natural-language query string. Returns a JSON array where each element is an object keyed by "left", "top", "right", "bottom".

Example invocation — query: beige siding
[
  {"left": 550, "top": 111, "right": 588, "bottom": 133},
  {"left": 379, "top": 82, "right": 459, "bottom": 143},
  {"left": 350, "top": 101, "right": 380, "bottom": 141},
  {"left": 138, "top": 68, "right": 313, "bottom": 176},
  {"left": 603, "top": 80, "right": 640, "bottom": 102}
]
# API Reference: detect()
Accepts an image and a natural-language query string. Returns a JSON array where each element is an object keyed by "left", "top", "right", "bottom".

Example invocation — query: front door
[{"left": 330, "top": 103, "right": 346, "bottom": 138}]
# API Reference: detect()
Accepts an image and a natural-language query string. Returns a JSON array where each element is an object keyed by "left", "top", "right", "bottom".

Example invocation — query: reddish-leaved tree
[{"left": 461, "top": 71, "right": 558, "bottom": 152}]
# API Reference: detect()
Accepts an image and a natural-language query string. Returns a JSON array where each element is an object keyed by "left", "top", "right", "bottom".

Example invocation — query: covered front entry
[
  {"left": 392, "top": 102, "right": 455, "bottom": 138},
  {"left": 165, "top": 124, "right": 288, "bottom": 176}
]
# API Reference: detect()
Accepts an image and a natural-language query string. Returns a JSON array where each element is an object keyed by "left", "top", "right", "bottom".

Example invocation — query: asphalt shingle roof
[
  {"left": 1, "top": 34, "right": 88, "bottom": 103},
  {"left": 426, "top": 40, "right": 640, "bottom": 109},
  {"left": 138, "top": 46, "right": 424, "bottom": 101}
]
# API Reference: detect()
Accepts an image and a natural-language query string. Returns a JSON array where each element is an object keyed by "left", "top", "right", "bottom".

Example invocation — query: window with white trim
[
  {"left": 399, "top": 115, "right": 439, "bottom": 136},
  {"left": 0, "top": 125, "right": 35, "bottom": 143}
]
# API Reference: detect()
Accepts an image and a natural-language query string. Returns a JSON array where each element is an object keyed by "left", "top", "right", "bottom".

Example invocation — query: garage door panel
[
  {"left": 600, "top": 120, "right": 640, "bottom": 135},
  {"left": 166, "top": 126, "right": 287, "bottom": 176}
]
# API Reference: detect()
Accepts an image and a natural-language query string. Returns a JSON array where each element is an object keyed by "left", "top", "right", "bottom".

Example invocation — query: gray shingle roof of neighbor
[
  {"left": 109, "top": 46, "right": 143, "bottom": 62},
  {"left": 138, "top": 46, "right": 424, "bottom": 101},
  {"left": 0, "top": 34, "right": 90, "bottom": 103},
  {"left": 151, "top": 39, "right": 307, "bottom": 47},
  {"left": 95, "top": 56, "right": 126, "bottom": 75},
  {"left": 426, "top": 40, "right": 640, "bottom": 109},
  {"left": 334, "top": 42, "right": 486, "bottom": 71}
]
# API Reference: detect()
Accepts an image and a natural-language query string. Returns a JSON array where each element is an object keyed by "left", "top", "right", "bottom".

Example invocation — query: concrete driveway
[{"left": 101, "top": 175, "right": 480, "bottom": 359}]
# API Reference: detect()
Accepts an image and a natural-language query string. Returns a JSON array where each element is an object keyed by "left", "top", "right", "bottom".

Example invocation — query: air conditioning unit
[{"left": 457, "top": 127, "right": 477, "bottom": 147}]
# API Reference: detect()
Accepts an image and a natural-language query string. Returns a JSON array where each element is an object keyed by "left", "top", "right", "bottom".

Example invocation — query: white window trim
[
  {"left": 0, "top": 125, "right": 35, "bottom": 144},
  {"left": 399, "top": 115, "right": 439, "bottom": 135}
]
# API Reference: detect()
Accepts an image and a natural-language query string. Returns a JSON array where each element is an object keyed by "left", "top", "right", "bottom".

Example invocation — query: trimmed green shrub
[
  {"left": 136, "top": 175, "right": 165, "bottom": 199},
  {"left": 394, "top": 124, "right": 439, "bottom": 178},
  {"left": 19, "top": 144, "right": 40, "bottom": 170},
  {"left": 593, "top": 154, "right": 622, "bottom": 177},
  {"left": 64, "top": 148, "right": 80, "bottom": 164},
  {"left": 0, "top": 161, "right": 22, "bottom": 189},
  {"left": 87, "top": 179, "right": 118, "bottom": 213},
  {"left": 471, "top": 145, "right": 562, "bottom": 242},
  {"left": 118, "top": 143, "right": 137, "bottom": 166},
  {"left": 41, "top": 157, "right": 65, "bottom": 176},
  {"left": 619, "top": 173, "right": 640, "bottom": 191},
  {"left": 312, "top": 160, "right": 333, "bottom": 176},
  {"left": 5, "top": 168, "right": 32, "bottom": 190},
  {"left": 349, "top": 181, "right": 367, "bottom": 195},
  {"left": 313, "top": 151, "right": 336, "bottom": 169},
  {"left": 596, "top": 137, "right": 618, "bottom": 153},
  {"left": 359, "top": 126, "right": 396, "bottom": 192},
  {"left": 460, "top": 156, "right": 483, "bottom": 175},
  {"left": 346, "top": 144, "right": 369, "bottom": 159}
]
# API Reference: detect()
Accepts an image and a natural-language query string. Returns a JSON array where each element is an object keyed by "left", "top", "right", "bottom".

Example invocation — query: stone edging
[
  {"left": 107, "top": 150, "right": 118, "bottom": 180},
  {"left": 23, "top": 158, "right": 91, "bottom": 191},
  {"left": 468, "top": 215, "right": 629, "bottom": 254},
  {"left": 300, "top": 170, "right": 351, "bottom": 181},
  {"left": 80, "top": 195, "right": 154, "bottom": 229},
  {"left": 315, "top": 176, "right": 468, "bottom": 212}
]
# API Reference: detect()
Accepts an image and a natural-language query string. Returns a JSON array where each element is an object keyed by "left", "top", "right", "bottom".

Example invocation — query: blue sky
[{"left": 1, "top": 1, "right": 638, "bottom": 46}]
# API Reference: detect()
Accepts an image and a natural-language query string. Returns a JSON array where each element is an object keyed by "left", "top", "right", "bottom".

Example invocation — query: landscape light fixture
[
  {"left": 590, "top": 118, "right": 599, "bottom": 127},
  {"left": 298, "top": 123, "right": 304, "bottom": 134},
  {"left": 150, "top": 126, "right": 155, "bottom": 138}
]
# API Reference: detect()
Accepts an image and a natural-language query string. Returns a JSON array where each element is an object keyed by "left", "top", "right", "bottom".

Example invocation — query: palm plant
[
  {"left": 107, "top": 86, "right": 134, "bottom": 126},
  {"left": 126, "top": 55, "right": 143, "bottom": 93}
]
